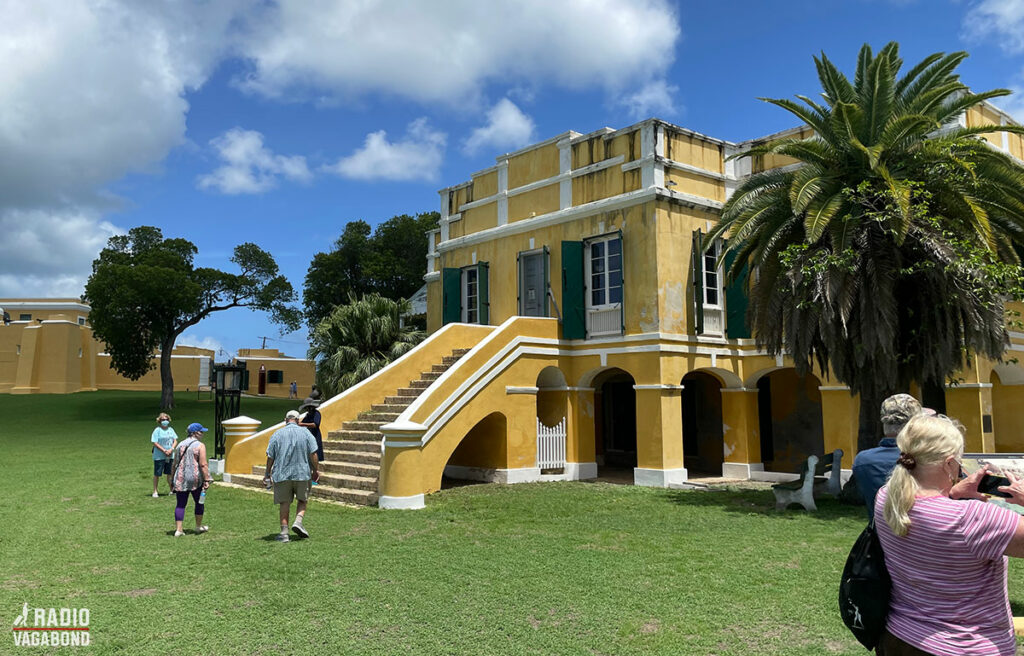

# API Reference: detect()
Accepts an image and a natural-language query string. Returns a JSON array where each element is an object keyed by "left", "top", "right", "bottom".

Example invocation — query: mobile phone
[{"left": 976, "top": 474, "right": 1013, "bottom": 498}]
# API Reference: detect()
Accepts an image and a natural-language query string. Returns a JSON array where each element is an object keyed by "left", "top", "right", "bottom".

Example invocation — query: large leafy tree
[
  {"left": 303, "top": 211, "right": 439, "bottom": 329},
  {"left": 308, "top": 293, "right": 425, "bottom": 396},
  {"left": 708, "top": 42, "right": 1024, "bottom": 451},
  {"left": 84, "top": 226, "right": 301, "bottom": 409}
]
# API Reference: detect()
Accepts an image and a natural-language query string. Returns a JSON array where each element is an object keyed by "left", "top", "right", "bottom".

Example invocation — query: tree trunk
[
  {"left": 857, "top": 388, "right": 885, "bottom": 453},
  {"left": 159, "top": 338, "right": 175, "bottom": 410}
]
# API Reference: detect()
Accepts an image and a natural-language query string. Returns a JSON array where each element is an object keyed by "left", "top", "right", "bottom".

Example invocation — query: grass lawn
[{"left": 4, "top": 391, "right": 1024, "bottom": 655}]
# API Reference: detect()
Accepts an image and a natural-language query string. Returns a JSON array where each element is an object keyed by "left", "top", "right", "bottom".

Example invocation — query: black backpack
[{"left": 839, "top": 521, "right": 892, "bottom": 650}]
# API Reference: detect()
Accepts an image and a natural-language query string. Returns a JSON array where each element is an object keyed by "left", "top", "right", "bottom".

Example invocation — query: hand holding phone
[{"left": 978, "top": 473, "right": 1013, "bottom": 498}]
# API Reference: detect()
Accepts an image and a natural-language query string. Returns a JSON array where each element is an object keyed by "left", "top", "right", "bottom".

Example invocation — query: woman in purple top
[{"left": 875, "top": 414, "right": 1024, "bottom": 655}]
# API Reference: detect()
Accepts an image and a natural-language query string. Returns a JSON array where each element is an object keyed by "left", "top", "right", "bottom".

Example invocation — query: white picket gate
[{"left": 536, "top": 418, "right": 567, "bottom": 469}]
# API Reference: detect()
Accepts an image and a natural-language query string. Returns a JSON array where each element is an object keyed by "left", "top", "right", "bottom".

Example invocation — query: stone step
[
  {"left": 419, "top": 372, "right": 440, "bottom": 381},
  {"left": 359, "top": 411, "right": 400, "bottom": 422},
  {"left": 324, "top": 439, "right": 379, "bottom": 453},
  {"left": 383, "top": 395, "right": 415, "bottom": 406},
  {"left": 326, "top": 430, "right": 380, "bottom": 443},
  {"left": 441, "top": 356, "right": 459, "bottom": 365},
  {"left": 430, "top": 364, "right": 448, "bottom": 373},
  {"left": 451, "top": 349, "right": 470, "bottom": 357},
  {"left": 320, "top": 460, "right": 380, "bottom": 478},
  {"left": 371, "top": 403, "right": 408, "bottom": 413},
  {"left": 226, "top": 474, "right": 378, "bottom": 506},
  {"left": 408, "top": 379, "right": 432, "bottom": 389},
  {"left": 323, "top": 449, "right": 381, "bottom": 465},
  {"left": 341, "top": 420, "right": 385, "bottom": 431},
  {"left": 394, "top": 387, "right": 422, "bottom": 397},
  {"left": 250, "top": 466, "right": 376, "bottom": 492}
]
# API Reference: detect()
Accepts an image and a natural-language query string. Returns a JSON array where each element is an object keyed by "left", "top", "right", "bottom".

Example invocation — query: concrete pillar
[
  {"left": 566, "top": 387, "right": 597, "bottom": 479},
  {"left": 945, "top": 384, "right": 994, "bottom": 453},
  {"left": 720, "top": 388, "right": 762, "bottom": 479},
  {"left": 819, "top": 386, "right": 859, "bottom": 469},
  {"left": 633, "top": 385, "right": 685, "bottom": 486},
  {"left": 379, "top": 445, "right": 426, "bottom": 509}
]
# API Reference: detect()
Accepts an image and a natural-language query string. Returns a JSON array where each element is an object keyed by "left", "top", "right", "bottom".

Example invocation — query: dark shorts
[{"left": 154, "top": 459, "right": 172, "bottom": 476}]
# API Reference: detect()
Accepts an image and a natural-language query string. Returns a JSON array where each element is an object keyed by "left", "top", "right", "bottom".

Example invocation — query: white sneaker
[
  {"left": 195, "top": 525, "right": 209, "bottom": 534},
  {"left": 152, "top": 492, "right": 160, "bottom": 498},
  {"left": 174, "top": 530, "right": 184, "bottom": 537}
]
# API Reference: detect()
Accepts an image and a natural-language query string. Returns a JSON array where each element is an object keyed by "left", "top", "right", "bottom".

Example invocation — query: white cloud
[
  {"left": 177, "top": 333, "right": 227, "bottom": 356},
  {"left": 0, "top": 209, "right": 122, "bottom": 297},
  {"left": 462, "top": 99, "right": 536, "bottom": 155},
  {"left": 198, "top": 128, "right": 312, "bottom": 194},
  {"left": 0, "top": 0, "right": 245, "bottom": 297},
  {"left": 619, "top": 79, "right": 679, "bottom": 119},
  {"left": 234, "top": 0, "right": 679, "bottom": 107},
  {"left": 325, "top": 118, "right": 446, "bottom": 182},
  {"left": 963, "top": 0, "right": 1024, "bottom": 53}
]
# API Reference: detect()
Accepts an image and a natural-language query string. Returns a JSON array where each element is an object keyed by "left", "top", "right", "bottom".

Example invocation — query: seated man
[{"left": 852, "top": 394, "right": 922, "bottom": 518}]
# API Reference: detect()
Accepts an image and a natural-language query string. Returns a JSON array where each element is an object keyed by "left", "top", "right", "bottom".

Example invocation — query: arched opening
[
  {"left": 442, "top": 412, "right": 508, "bottom": 487},
  {"left": 921, "top": 380, "right": 947, "bottom": 415},
  {"left": 681, "top": 371, "right": 724, "bottom": 476},
  {"left": 755, "top": 369, "right": 824, "bottom": 473},
  {"left": 536, "top": 367, "right": 569, "bottom": 472},
  {"left": 992, "top": 370, "right": 1024, "bottom": 452},
  {"left": 592, "top": 368, "right": 637, "bottom": 473}
]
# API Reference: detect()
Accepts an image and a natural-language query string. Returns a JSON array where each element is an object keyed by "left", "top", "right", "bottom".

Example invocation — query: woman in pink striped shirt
[{"left": 875, "top": 414, "right": 1024, "bottom": 655}]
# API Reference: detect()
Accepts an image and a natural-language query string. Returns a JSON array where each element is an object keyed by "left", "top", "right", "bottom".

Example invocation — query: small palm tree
[
  {"left": 708, "top": 42, "right": 1024, "bottom": 450},
  {"left": 308, "top": 293, "right": 425, "bottom": 397}
]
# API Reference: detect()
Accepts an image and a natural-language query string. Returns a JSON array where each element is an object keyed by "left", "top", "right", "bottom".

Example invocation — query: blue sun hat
[{"left": 187, "top": 422, "right": 209, "bottom": 434}]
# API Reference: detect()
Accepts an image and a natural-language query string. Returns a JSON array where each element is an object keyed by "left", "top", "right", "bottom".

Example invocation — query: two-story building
[{"left": 224, "top": 106, "right": 1024, "bottom": 509}]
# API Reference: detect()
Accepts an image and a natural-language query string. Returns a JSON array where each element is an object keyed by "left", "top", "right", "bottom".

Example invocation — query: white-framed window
[
  {"left": 585, "top": 234, "right": 623, "bottom": 336},
  {"left": 461, "top": 267, "right": 479, "bottom": 323},
  {"left": 78, "top": 316, "right": 86, "bottom": 326},
  {"left": 703, "top": 238, "right": 723, "bottom": 308},
  {"left": 19, "top": 313, "right": 31, "bottom": 322}
]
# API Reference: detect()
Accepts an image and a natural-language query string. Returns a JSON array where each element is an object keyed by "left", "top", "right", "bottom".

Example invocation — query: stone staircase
[{"left": 227, "top": 349, "right": 470, "bottom": 506}]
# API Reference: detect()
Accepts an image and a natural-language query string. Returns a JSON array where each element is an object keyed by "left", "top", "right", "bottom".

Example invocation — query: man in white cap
[{"left": 263, "top": 409, "right": 319, "bottom": 542}]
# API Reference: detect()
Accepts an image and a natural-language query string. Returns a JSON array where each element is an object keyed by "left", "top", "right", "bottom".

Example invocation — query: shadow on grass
[{"left": 657, "top": 486, "right": 867, "bottom": 522}]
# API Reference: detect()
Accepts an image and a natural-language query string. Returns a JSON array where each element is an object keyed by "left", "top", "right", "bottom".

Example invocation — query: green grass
[{"left": 4, "top": 391, "right": 1023, "bottom": 655}]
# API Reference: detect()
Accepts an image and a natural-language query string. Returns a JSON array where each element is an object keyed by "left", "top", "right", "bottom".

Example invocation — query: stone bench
[{"left": 772, "top": 449, "right": 844, "bottom": 511}]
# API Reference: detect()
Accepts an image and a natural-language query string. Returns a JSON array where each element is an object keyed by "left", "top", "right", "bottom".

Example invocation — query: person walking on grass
[
  {"left": 151, "top": 413, "right": 178, "bottom": 497},
  {"left": 263, "top": 410, "right": 319, "bottom": 543},
  {"left": 172, "top": 422, "right": 212, "bottom": 537},
  {"left": 299, "top": 396, "right": 324, "bottom": 463}
]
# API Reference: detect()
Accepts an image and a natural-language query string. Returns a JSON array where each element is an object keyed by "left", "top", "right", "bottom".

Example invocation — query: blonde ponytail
[{"left": 882, "top": 415, "right": 964, "bottom": 537}]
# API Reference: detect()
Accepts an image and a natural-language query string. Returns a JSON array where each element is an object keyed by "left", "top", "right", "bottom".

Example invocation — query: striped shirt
[{"left": 874, "top": 487, "right": 1019, "bottom": 655}]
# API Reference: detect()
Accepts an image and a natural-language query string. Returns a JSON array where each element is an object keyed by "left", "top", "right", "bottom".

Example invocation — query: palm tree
[
  {"left": 308, "top": 293, "right": 425, "bottom": 397},
  {"left": 708, "top": 42, "right": 1024, "bottom": 450}
]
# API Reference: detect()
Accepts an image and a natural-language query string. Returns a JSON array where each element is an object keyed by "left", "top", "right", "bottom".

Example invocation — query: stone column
[
  {"left": 633, "top": 384, "right": 685, "bottom": 486},
  {"left": 720, "top": 388, "right": 762, "bottom": 479}
]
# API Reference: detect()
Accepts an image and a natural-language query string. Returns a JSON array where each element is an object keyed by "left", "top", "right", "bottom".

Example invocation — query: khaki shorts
[{"left": 273, "top": 479, "right": 310, "bottom": 504}]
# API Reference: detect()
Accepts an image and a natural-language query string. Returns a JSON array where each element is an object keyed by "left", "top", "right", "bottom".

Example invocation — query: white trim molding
[
  {"left": 634, "top": 467, "right": 687, "bottom": 487},
  {"left": 946, "top": 383, "right": 993, "bottom": 389},
  {"left": 505, "top": 386, "right": 539, "bottom": 395},
  {"left": 379, "top": 494, "right": 425, "bottom": 510},
  {"left": 633, "top": 384, "right": 684, "bottom": 391}
]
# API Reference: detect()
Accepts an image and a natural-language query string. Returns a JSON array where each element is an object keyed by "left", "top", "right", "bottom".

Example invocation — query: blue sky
[{"left": 4, "top": 0, "right": 1024, "bottom": 358}]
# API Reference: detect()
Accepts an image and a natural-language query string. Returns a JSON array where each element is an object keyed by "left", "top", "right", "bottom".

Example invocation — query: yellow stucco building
[
  {"left": 0, "top": 299, "right": 313, "bottom": 400},
  {"left": 224, "top": 105, "right": 1024, "bottom": 509}
]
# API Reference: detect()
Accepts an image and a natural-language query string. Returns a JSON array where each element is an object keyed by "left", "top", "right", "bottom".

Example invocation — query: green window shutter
[
  {"left": 543, "top": 245, "right": 550, "bottom": 319},
  {"left": 242, "top": 368, "right": 250, "bottom": 391},
  {"left": 691, "top": 229, "right": 704, "bottom": 335},
  {"left": 442, "top": 267, "right": 461, "bottom": 325},
  {"left": 477, "top": 262, "right": 489, "bottom": 325},
  {"left": 561, "top": 241, "right": 585, "bottom": 339},
  {"left": 724, "top": 248, "right": 751, "bottom": 339}
]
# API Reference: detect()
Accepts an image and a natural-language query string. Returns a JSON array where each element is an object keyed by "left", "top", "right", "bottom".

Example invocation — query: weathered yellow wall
[
  {"left": 94, "top": 354, "right": 207, "bottom": 392},
  {"left": 665, "top": 132, "right": 724, "bottom": 173},
  {"left": 458, "top": 203, "right": 498, "bottom": 237},
  {"left": 991, "top": 372, "right": 1024, "bottom": 452},
  {"left": 426, "top": 279, "right": 442, "bottom": 334},
  {"left": 508, "top": 184, "right": 560, "bottom": 223},
  {"left": 508, "top": 143, "right": 560, "bottom": 189},
  {"left": 665, "top": 168, "right": 725, "bottom": 202}
]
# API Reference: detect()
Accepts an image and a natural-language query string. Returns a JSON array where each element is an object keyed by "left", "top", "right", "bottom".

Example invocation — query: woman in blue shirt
[{"left": 151, "top": 413, "right": 178, "bottom": 497}]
